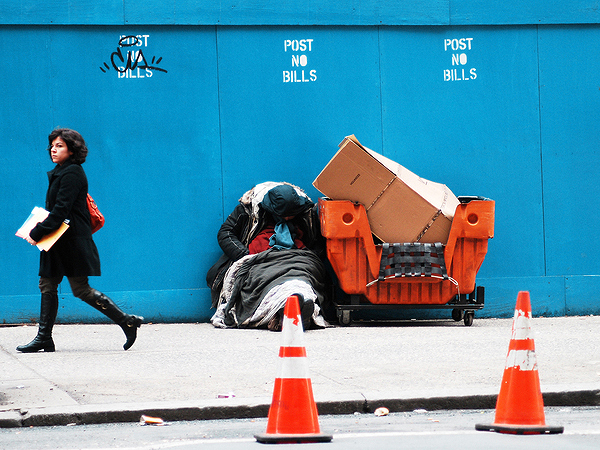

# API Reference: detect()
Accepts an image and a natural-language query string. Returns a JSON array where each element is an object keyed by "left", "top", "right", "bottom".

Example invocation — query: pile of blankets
[{"left": 211, "top": 248, "right": 329, "bottom": 329}]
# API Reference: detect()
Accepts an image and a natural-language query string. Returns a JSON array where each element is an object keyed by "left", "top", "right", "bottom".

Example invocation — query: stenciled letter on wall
[{"left": 100, "top": 35, "right": 168, "bottom": 78}]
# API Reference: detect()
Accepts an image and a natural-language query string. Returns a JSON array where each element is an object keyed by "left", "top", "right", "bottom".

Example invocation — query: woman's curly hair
[{"left": 47, "top": 128, "right": 88, "bottom": 164}]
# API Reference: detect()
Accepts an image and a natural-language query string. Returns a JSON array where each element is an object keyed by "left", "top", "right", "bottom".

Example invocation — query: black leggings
[{"left": 39, "top": 276, "right": 94, "bottom": 300}]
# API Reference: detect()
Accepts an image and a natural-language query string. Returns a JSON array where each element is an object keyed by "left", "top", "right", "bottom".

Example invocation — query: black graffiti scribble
[{"left": 100, "top": 35, "right": 167, "bottom": 74}]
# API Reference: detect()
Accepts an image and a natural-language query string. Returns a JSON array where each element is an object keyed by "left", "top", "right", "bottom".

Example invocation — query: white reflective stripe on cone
[
  {"left": 277, "top": 357, "right": 311, "bottom": 379},
  {"left": 505, "top": 349, "right": 538, "bottom": 371},
  {"left": 281, "top": 317, "right": 304, "bottom": 345},
  {"left": 511, "top": 309, "right": 533, "bottom": 341}
]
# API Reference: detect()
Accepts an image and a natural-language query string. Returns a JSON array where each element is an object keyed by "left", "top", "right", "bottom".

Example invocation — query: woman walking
[{"left": 17, "top": 128, "right": 143, "bottom": 352}]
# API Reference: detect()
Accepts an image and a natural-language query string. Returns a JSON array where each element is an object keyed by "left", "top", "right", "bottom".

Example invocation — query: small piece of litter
[
  {"left": 140, "top": 415, "right": 165, "bottom": 426},
  {"left": 374, "top": 407, "right": 389, "bottom": 417},
  {"left": 216, "top": 392, "right": 236, "bottom": 398}
]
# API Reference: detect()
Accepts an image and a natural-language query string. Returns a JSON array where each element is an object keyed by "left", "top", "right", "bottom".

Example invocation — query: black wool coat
[{"left": 30, "top": 160, "right": 101, "bottom": 277}]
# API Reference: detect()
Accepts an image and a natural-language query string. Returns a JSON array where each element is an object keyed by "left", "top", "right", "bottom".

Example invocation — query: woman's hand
[{"left": 25, "top": 236, "right": 37, "bottom": 246}]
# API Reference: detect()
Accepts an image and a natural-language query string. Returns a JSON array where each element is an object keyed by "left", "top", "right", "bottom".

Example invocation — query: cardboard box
[{"left": 313, "top": 135, "right": 460, "bottom": 244}]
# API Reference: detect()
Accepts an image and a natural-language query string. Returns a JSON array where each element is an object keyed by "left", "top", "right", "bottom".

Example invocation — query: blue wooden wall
[{"left": 1, "top": 1, "right": 599, "bottom": 323}]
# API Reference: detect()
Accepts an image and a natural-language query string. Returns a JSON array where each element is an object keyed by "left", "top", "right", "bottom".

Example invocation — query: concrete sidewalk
[{"left": 1, "top": 316, "right": 599, "bottom": 427}]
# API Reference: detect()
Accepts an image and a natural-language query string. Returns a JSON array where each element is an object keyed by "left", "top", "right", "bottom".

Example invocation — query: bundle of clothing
[{"left": 207, "top": 182, "right": 331, "bottom": 330}]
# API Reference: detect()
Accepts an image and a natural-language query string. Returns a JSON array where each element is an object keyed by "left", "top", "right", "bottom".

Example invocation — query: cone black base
[
  {"left": 255, "top": 433, "right": 333, "bottom": 444},
  {"left": 476, "top": 423, "right": 564, "bottom": 435}
]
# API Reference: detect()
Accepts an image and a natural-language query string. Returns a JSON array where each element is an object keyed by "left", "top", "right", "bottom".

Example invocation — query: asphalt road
[{"left": 1, "top": 407, "right": 599, "bottom": 450}]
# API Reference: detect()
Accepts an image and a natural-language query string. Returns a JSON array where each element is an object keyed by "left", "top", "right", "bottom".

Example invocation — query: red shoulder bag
[{"left": 86, "top": 193, "right": 105, "bottom": 233}]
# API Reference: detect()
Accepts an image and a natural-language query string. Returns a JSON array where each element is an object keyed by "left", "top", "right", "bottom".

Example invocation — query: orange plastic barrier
[{"left": 318, "top": 197, "right": 494, "bottom": 310}]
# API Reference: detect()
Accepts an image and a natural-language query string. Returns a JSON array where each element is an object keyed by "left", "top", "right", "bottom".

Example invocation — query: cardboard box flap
[
  {"left": 426, "top": 180, "right": 460, "bottom": 218},
  {"left": 315, "top": 137, "right": 396, "bottom": 209},
  {"left": 342, "top": 135, "right": 402, "bottom": 174}
]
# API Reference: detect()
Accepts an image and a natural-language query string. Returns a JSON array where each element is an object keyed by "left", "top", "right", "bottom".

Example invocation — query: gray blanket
[{"left": 222, "top": 248, "right": 328, "bottom": 327}]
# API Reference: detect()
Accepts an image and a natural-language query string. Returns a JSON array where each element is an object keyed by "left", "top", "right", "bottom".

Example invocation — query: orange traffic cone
[
  {"left": 255, "top": 295, "right": 333, "bottom": 444},
  {"left": 476, "top": 291, "right": 563, "bottom": 434}
]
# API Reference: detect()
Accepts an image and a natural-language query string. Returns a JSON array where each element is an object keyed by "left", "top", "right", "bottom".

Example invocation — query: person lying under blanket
[{"left": 206, "top": 182, "right": 332, "bottom": 331}]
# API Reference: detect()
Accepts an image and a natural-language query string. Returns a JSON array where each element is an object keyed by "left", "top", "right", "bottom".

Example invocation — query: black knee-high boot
[
  {"left": 82, "top": 289, "right": 143, "bottom": 350},
  {"left": 16, "top": 293, "right": 58, "bottom": 353}
]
